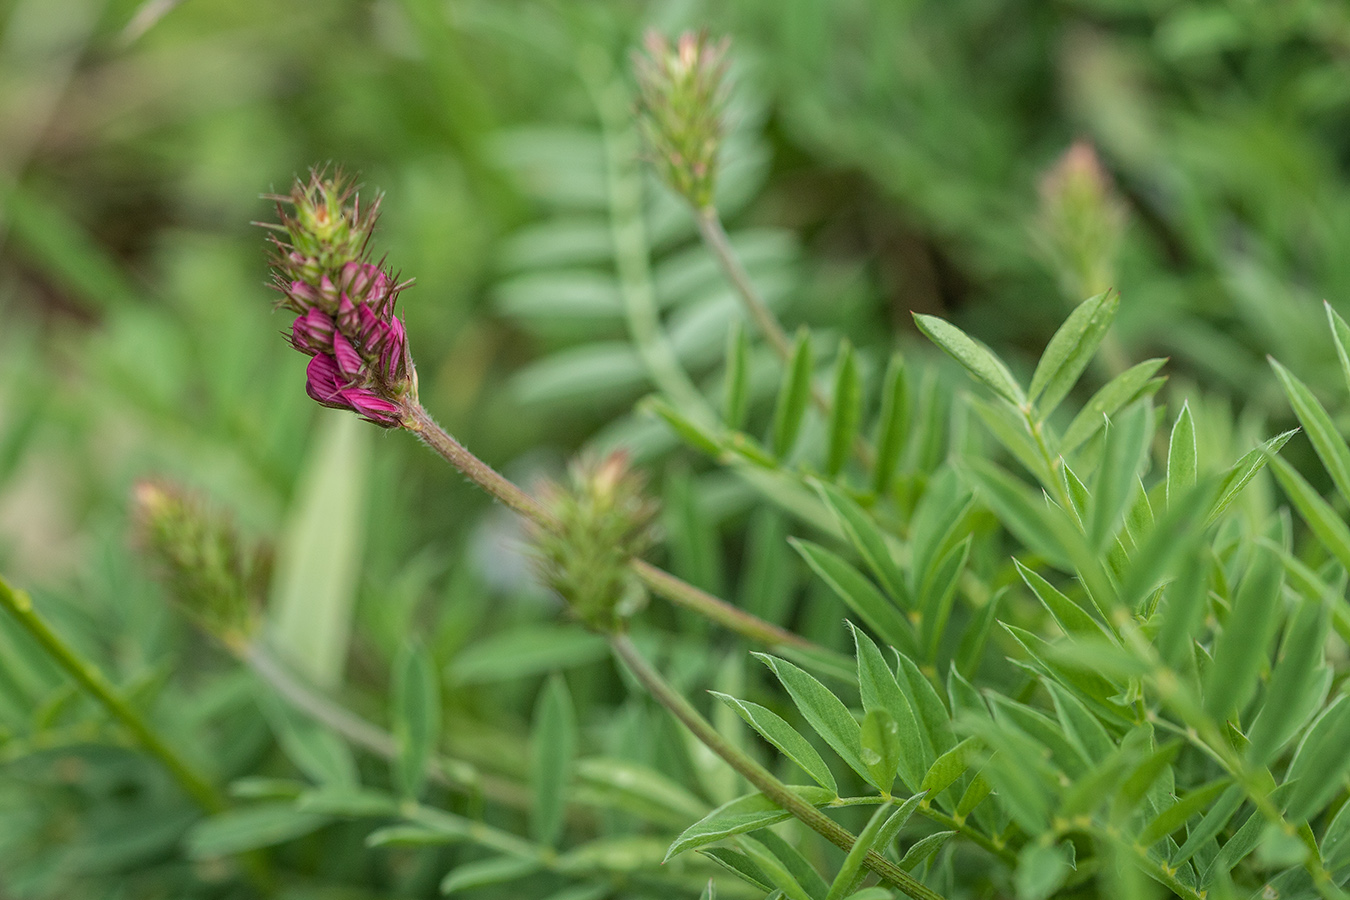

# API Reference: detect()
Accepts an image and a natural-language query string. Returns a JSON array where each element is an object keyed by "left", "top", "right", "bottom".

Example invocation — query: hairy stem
[
  {"left": 0, "top": 574, "right": 226, "bottom": 814},
  {"left": 610, "top": 632, "right": 946, "bottom": 900}
]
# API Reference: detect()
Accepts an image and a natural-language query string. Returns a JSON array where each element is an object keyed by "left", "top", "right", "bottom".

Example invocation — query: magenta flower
[{"left": 263, "top": 171, "right": 416, "bottom": 427}]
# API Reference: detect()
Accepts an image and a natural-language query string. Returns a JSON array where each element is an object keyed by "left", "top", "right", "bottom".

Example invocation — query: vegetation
[{"left": 4, "top": 3, "right": 1350, "bottom": 899}]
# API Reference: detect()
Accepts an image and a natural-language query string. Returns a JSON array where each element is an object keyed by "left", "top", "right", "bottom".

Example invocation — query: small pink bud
[
  {"left": 305, "top": 354, "right": 347, "bottom": 407},
  {"left": 336, "top": 294, "right": 360, "bottom": 334},
  {"left": 341, "top": 388, "right": 402, "bottom": 427}
]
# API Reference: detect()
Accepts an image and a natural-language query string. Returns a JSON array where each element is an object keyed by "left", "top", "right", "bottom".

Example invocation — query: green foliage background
[{"left": 4, "top": 1, "right": 1350, "bottom": 899}]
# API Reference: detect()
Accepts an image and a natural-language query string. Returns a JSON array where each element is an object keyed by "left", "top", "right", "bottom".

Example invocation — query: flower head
[
  {"left": 264, "top": 170, "right": 416, "bottom": 427},
  {"left": 530, "top": 453, "right": 660, "bottom": 633},
  {"left": 131, "top": 480, "right": 269, "bottom": 645},
  {"left": 633, "top": 29, "right": 731, "bottom": 210},
  {"left": 1037, "top": 140, "right": 1128, "bottom": 300}
]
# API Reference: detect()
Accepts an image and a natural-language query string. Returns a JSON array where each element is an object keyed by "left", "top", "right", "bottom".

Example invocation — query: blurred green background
[{"left": 4, "top": 0, "right": 1350, "bottom": 896}]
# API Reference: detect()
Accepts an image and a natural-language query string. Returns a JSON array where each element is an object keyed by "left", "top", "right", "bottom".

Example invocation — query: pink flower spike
[
  {"left": 336, "top": 294, "right": 360, "bottom": 334},
  {"left": 331, "top": 332, "right": 364, "bottom": 380},
  {"left": 342, "top": 387, "right": 402, "bottom": 427},
  {"left": 357, "top": 303, "right": 383, "bottom": 347},
  {"left": 305, "top": 354, "right": 347, "bottom": 407}
]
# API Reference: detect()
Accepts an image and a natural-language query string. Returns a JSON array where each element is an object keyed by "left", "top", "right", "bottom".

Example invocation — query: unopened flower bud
[
  {"left": 131, "top": 480, "right": 269, "bottom": 646},
  {"left": 262, "top": 169, "right": 417, "bottom": 427},
  {"left": 633, "top": 29, "right": 731, "bottom": 210},
  {"left": 531, "top": 453, "right": 660, "bottom": 633},
  {"left": 1037, "top": 140, "right": 1128, "bottom": 300}
]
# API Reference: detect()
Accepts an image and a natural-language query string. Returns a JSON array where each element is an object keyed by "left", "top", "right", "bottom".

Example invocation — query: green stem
[
  {"left": 609, "top": 632, "right": 946, "bottom": 900},
  {"left": 403, "top": 402, "right": 843, "bottom": 666},
  {"left": 0, "top": 574, "right": 226, "bottom": 814}
]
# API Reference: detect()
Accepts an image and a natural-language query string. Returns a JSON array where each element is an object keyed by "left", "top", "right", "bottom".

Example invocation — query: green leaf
[
  {"left": 1015, "top": 559, "right": 1105, "bottom": 637},
  {"left": 861, "top": 709, "right": 902, "bottom": 791},
  {"left": 825, "top": 801, "right": 894, "bottom": 900},
  {"left": 1015, "top": 841, "right": 1073, "bottom": 900},
  {"left": 772, "top": 328, "right": 814, "bottom": 459},
  {"left": 871, "top": 353, "right": 910, "bottom": 495},
  {"left": 738, "top": 836, "right": 816, "bottom": 900},
  {"left": 1202, "top": 810, "right": 1265, "bottom": 886},
  {"left": 1204, "top": 543, "right": 1284, "bottom": 721},
  {"left": 664, "top": 786, "right": 836, "bottom": 859},
  {"left": 1138, "top": 779, "right": 1229, "bottom": 846},
  {"left": 960, "top": 458, "right": 1081, "bottom": 571},
  {"left": 753, "top": 831, "right": 830, "bottom": 900},
  {"left": 186, "top": 804, "right": 329, "bottom": 858},
  {"left": 1087, "top": 400, "right": 1154, "bottom": 551},
  {"left": 813, "top": 481, "right": 909, "bottom": 607},
  {"left": 1118, "top": 740, "right": 1181, "bottom": 811},
  {"left": 711, "top": 692, "right": 837, "bottom": 793},
  {"left": 1166, "top": 402, "right": 1197, "bottom": 508},
  {"left": 1285, "top": 694, "right": 1350, "bottom": 821},
  {"left": 1326, "top": 301, "right": 1350, "bottom": 395},
  {"left": 1271, "top": 357, "right": 1350, "bottom": 508},
  {"left": 643, "top": 396, "right": 724, "bottom": 457},
  {"left": 1029, "top": 289, "right": 1120, "bottom": 418},
  {"left": 448, "top": 625, "right": 608, "bottom": 684},
  {"left": 366, "top": 824, "right": 464, "bottom": 848},
  {"left": 918, "top": 536, "right": 970, "bottom": 662},
  {"left": 1045, "top": 682, "right": 1115, "bottom": 764},
  {"left": 270, "top": 412, "right": 369, "bottom": 688},
  {"left": 257, "top": 691, "right": 358, "bottom": 788},
  {"left": 1270, "top": 454, "right": 1350, "bottom": 573},
  {"left": 970, "top": 395, "right": 1054, "bottom": 487},
  {"left": 531, "top": 674, "right": 577, "bottom": 846},
  {"left": 392, "top": 640, "right": 440, "bottom": 800},
  {"left": 574, "top": 757, "right": 706, "bottom": 823},
  {"left": 792, "top": 539, "right": 917, "bottom": 659},
  {"left": 1171, "top": 785, "right": 1244, "bottom": 867},
  {"left": 898, "top": 830, "right": 955, "bottom": 872},
  {"left": 1061, "top": 358, "right": 1167, "bottom": 455},
  {"left": 826, "top": 340, "right": 862, "bottom": 476},
  {"left": 913, "top": 313, "right": 1025, "bottom": 406},
  {"left": 700, "top": 847, "right": 773, "bottom": 893},
  {"left": 756, "top": 653, "right": 869, "bottom": 782},
  {"left": 1320, "top": 794, "right": 1350, "bottom": 870},
  {"left": 850, "top": 624, "right": 928, "bottom": 790},
  {"left": 1246, "top": 595, "right": 1331, "bottom": 765},
  {"left": 723, "top": 320, "right": 751, "bottom": 430},
  {"left": 893, "top": 649, "right": 957, "bottom": 759},
  {"left": 440, "top": 856, "right": 541, "bottom": 894},
  {"left": 919, "top": 738, "right": 974, "bottom": 797},
  {"left": 1207, "top": 430, "right": 1296, "bottom": 526}
]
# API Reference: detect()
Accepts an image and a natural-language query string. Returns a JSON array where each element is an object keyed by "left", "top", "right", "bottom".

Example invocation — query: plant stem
[
  {"left": 0, "top": 574, "right": 226, "bottom": 814},
  {"left": 609, "top": 632, "right": 946, "bottom": 900},
  {"left": 403, "top": 401, "right": 845, "bottom": 667}
]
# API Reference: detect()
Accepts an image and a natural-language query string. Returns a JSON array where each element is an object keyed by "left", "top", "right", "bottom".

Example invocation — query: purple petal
[
  {"left": 332, "top": 332, "right": 364, "bottom": 380},
  {"left": 357, "top": 303, "right": 383, "bottom": 347},
  {"left": 342, "top": 387, "right": 402, "bottom": 427},
  {"left": 336, "top": 294, "right": 360, "bottom": 334},
  {"left": 289, "top": 309, "right": 335, "bottom": 355},
  {"left": 305, "top": 354, "right": 347, "bottom": 407}
]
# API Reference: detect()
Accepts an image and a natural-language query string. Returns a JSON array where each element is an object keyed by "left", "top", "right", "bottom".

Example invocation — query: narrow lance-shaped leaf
[
  {"left": 825, "top": 340, "right": 861, "bottom": 476},
  {"left": 1270, "top": 356, "right": 1350, "bottom": 509},
  {"left": 960, "top": 457, "right": 1081, "bottom": 572},
  {"left": 723, "top": 319, "right": 750, "bottom": 430},
  {"left": 710, "top": 692, "right": 837, "bottom": 793},
  {"left": 1246, "top": 595, "right": 1330, "bottom": 766},
  {"left": 440, "top": 856, "right": 541, "bottom": 895},
  {"left": 1166, "top": 401, "right": 1197, "bottom": 508},
  {"left": 913, "top": 312, "right": 1026, "bottom": 406},
  {"left": 393, "top": 640, "right": 441, "bottom": 800},
  {"left": 860, "top": 709, "right": 901, "bottom": 791},
  {"left": 754, "top": 653, "right": 869, "bottom": 782},
  {"left": 1206, "top": 430, "right": 1296, "bottom": 526},
  {"left": 736, "top": 836, "right": 814, "bottom": 900},
  {"left": 849, "top": 623, "right": 928, "bottom": 790},
  {"left": 871, "top": 353, "right": 909, "bottom": 495},
  {"left": 791, "top": 539, "right": 918, "bottom": 659},
  {"left": 530, "top": 674, "right": 576, "bottom": 846},
  {"left": 1269, "top": 454, "right": 1350, "bottom": 573},
  {"left": 772, "top": 328, "right": 814, "bottom": 459},
  {"left": 1029, "top": 289, "right": 1120, "bottom": 418},
  {"left": 1204, "top": 543, "right": 1284, "bottom": 723},
  {"left": 825, "top": 801, "right": 894, "bottom": 900},
  {"left": 1285, "top": 694, "right": 1350, "bottom": 821},
  {"left": 1088, "top": 400, "right": 1154, "bottom": 552},
  {"left": 1061, "top": 358, "right": 1167, "bottom": 455},
  {"left": 664, "top": 786, "right": 836, "bottom": 859},
  {"left": 812, "top": 480, "right": 909, "bottom": 607},
  {"left": 1325, "top": 300, "right": 1350, "bottom": 396}
]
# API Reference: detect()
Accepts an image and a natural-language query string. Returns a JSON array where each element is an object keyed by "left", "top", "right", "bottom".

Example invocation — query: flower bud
[
  {"left": 1037, "top": 140, "right": 1128, "bottom": 300},
  {"left": 633, "top": 29, "right": 731, "bottom": 210},
  {"left": 530, "top": 453, "right": 660, "bottom": 633},
  {"left": 131, "top": 480, "right": 269, "bottom": 645}
]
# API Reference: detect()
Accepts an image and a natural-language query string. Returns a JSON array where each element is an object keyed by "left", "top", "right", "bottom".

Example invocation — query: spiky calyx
[
  {"left": 1037, "top": 141, "right": 1128, "bottom": 300},
  {"left": 633, "top": 29, "right": 731, "bottom": 211},
  {"left": 263, "top": 169, "right": 416, "bottom": 427},
  {"left": 531, "top": 453, "right": 660, "bottom": 634}
]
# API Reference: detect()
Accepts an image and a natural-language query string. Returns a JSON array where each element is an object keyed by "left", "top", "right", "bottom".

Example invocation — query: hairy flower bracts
[
  {"left": 531, "top": 453, "right": 659, "bottom": 634},
  {"left": 266, "top": 172, "right": 415, "bottom": 427},
  {"left": 633, "top": 29, "right": 730, "bottom": 210}
]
